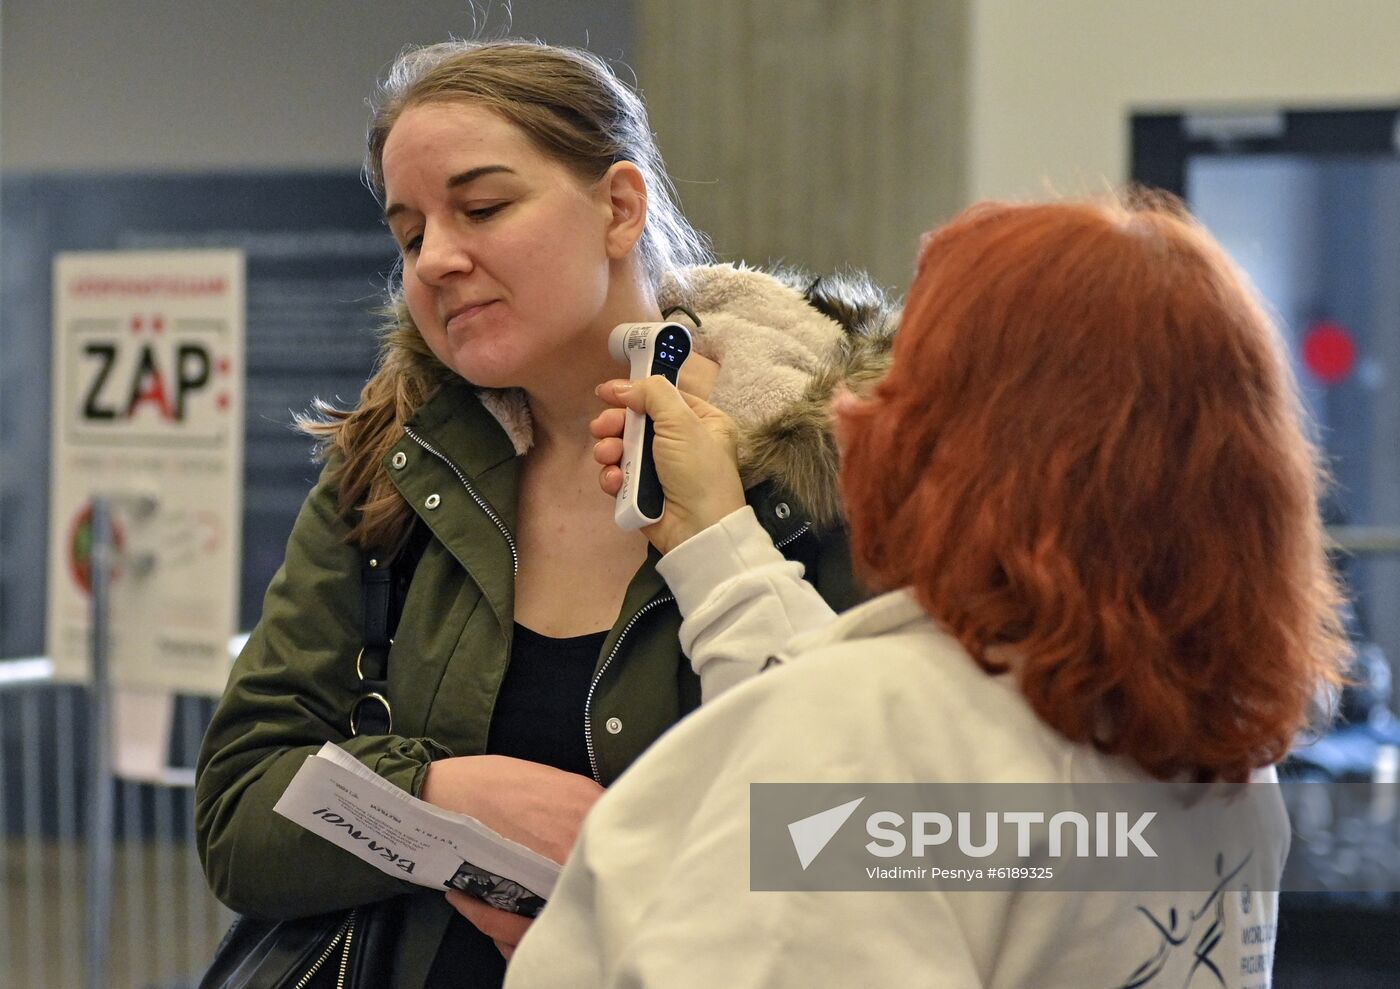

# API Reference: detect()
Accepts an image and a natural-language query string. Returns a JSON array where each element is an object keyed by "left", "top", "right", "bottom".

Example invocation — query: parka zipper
[
  {"left": 336, "top": 909, "right": 357, "bottom": 989},
  {"left": 403, "top": 427, "right": 519, "bottom": 576},
  {"left": 774, "top": 521, "right": 812, "bottom": 550},
  {"left": 292, "top": 909, "right": 357, "bottom": 989},
  {"left": 584, "top": 594, "right": 674, "bottom": 783},
  {"left": 582, "top": 520, "right": 813, "bottom": 782}
]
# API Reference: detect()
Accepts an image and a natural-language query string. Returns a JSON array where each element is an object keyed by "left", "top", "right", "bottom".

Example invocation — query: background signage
[{"left": 46, "top": 250, "right": 245, "bottom": 694}]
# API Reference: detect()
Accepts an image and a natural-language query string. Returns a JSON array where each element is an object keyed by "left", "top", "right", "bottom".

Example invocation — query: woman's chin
[
  {"left": 441, "top": 339, "right": 578, "bottom": 393},
  {"left": 443, "top": 349, "right": 527, "bottom": 391},
  {"left": 456, "top": 368, "right": 520, "bottom": 390}
]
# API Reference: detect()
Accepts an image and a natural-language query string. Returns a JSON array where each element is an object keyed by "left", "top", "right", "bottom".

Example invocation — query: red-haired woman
[{"left": 496, "top": 196, "right": 1350, "bottom": 988}]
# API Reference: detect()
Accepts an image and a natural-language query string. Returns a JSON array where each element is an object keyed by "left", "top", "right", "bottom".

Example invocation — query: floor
[{"left": 0, "top": 838, "right": 230, "bottom": 989}]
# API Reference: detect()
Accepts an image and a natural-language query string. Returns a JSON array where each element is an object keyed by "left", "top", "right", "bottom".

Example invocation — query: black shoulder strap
[
  {"left": 350, "top": 554, "right": 395, "bottom": 737},
  {"left": 349, "top": 522, "right": 429, "bottom": 737}
]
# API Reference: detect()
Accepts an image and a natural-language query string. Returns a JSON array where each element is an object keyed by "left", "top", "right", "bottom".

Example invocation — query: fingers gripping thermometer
[{"left": 607, "top": 322, "right": 693, "bottom": 530}]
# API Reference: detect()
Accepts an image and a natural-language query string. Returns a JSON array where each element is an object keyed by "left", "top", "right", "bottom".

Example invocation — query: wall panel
[{"left": 638, "top": 1, "right": 971, "bottom": 291}]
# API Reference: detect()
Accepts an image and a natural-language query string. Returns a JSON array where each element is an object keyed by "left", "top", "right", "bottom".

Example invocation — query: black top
[{"left": 424, "top": 622, "right": 608, "bottom": 988}]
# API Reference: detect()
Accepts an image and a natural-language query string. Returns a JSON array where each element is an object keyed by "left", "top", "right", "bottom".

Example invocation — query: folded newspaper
[{"left": 274, "top": 742, "right": 560, "bottom": 917}]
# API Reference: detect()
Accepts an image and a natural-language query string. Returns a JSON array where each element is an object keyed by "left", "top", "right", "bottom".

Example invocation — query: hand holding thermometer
[{"left": 607, "top": 321, "right": 693, "bottom": 529}]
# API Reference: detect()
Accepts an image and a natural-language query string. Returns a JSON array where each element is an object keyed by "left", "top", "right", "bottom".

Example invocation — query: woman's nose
[{"left": 414, "top": 223, "right": 473, "bottom": 284}]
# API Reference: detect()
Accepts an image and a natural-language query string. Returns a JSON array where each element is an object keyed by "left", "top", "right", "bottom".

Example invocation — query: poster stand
[{"left": 85, "top": 496, "right": 115, "bottom": 989}]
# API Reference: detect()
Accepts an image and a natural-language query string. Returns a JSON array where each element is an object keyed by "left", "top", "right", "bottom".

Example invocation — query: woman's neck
[
  {"left": 525, "top": 376, "right": 612, "bottom": 459},
  {"left": 523, "top": 345, "right": 721, "bottom": 461},
  {"left": 525, "top": 277, "right": 664, "bottom": 455}
]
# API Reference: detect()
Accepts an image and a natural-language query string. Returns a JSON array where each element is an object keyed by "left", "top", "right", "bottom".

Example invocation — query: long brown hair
[
  {"left": 302, "top": 40, "right": 711, "bottom": 552},
  {"left": 838, "top": 192, "right": 1349, "bottom": 782}
]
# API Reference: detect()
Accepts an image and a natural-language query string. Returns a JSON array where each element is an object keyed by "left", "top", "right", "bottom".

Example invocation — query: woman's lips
[{"left": 444, "top": 300, "right": 498, "bottom": 332}]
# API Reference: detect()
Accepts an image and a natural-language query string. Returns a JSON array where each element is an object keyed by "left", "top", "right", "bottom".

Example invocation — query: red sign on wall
[{"left": 1301, "top": 320, "right": 1357, "bottom": 385}]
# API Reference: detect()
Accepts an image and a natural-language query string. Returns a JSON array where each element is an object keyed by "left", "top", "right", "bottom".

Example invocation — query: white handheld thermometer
[{"left": 607, "top": 321, "right": 693, "bottom": 530}]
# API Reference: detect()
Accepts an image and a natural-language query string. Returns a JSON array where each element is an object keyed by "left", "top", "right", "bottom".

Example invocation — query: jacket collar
[
  {"left": 386, "top": 382, "right": 522, "bottom": 631},
  {"left": 401, "top": 378, "right": 518, "bottom": 480}
]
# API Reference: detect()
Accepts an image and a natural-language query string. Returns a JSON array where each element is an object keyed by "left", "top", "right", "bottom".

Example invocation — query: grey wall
[{"left": 1, "top": 0, "right": 636, "bottom": 171}]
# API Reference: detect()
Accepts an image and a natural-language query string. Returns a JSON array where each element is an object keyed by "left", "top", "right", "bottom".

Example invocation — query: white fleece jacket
[{"left": 504, "top": 510, "right": 1289, "bottom": 989}]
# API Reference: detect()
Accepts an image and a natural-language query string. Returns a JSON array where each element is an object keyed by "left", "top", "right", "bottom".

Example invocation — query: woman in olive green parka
[{"left": 195, "top": 40, "right": 895, "bottom": 989}]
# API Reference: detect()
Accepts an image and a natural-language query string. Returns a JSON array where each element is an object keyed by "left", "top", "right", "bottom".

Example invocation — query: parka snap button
[
  {"left": 774, "top": 502, "right": 791, "bottom": 520},
  {"left": 425, "top": 493, "right": 441, "bottom": 510},
  {"left": 605, "top": 717, "right": 623, "bottom": 735},
  {"left": 391, "top": 451, "right": 407, "bottom": 469}
]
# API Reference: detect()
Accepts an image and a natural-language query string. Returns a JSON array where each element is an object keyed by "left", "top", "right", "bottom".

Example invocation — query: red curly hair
[{"left": 838, "top": 193, "right": 1349, "bottom": 783}]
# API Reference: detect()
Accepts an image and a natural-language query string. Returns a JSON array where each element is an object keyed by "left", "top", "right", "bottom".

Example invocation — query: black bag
[
  {"left": 200, "top": 903, "right": 401, "bottom": 989},
  {"left": 200, "top": 546, "right": 419, "bottom": 989}
]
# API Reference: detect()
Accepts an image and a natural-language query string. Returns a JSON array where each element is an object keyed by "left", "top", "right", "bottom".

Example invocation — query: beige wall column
[{"left": 637, "top": 0, "right": 971, "bottom": 292}]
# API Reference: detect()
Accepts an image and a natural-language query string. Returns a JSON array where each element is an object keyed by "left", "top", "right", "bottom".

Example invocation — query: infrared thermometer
[{"left": 607, "top": 321, "right": 693, "bottom": 530}]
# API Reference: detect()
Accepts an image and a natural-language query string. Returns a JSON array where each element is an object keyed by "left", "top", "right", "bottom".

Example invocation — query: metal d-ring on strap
[
  {"left": 350, "top": 691, "right": 393, "bottom": 737},
  {"left": 351, "top": 555, "right": 397, "bottom": 737},
  {"left": 351, "top": 643, "right": 395, "bottom": 736},
  {"left": 355, "top": 643, "right": 394, "bottom": 682}
]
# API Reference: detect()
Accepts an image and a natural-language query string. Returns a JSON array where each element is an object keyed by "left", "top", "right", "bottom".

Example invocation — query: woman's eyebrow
[
  {"left": 446, "top": 164, "right": 516, "bottom": 189},
  {"left": 384, "top": 165, "right": 517, "bottom": 221}
]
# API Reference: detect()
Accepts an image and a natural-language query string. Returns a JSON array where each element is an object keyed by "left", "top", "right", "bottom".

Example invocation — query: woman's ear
[
  {"left": 829, "top": 387, "right": 866, "bottom": 459},
  {"left": 601, "top": 161, "right": 649, "bottom": 260}
]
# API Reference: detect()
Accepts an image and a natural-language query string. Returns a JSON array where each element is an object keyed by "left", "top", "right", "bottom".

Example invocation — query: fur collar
[{"left": 477, "top": 263, "right": 898, "bottom": 529}]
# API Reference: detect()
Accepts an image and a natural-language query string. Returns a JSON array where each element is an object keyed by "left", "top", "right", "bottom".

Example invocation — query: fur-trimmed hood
[
  {"left": 474, "top": 263, "right": 898, "bottom": 529},
  {"left": 662, "top": 264, "right": 898, "bottom": 528}
]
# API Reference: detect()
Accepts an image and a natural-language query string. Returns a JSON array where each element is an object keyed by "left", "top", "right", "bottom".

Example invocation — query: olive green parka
[{"left": 195, "top": 263, "right": 897, "bottom": 989}]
